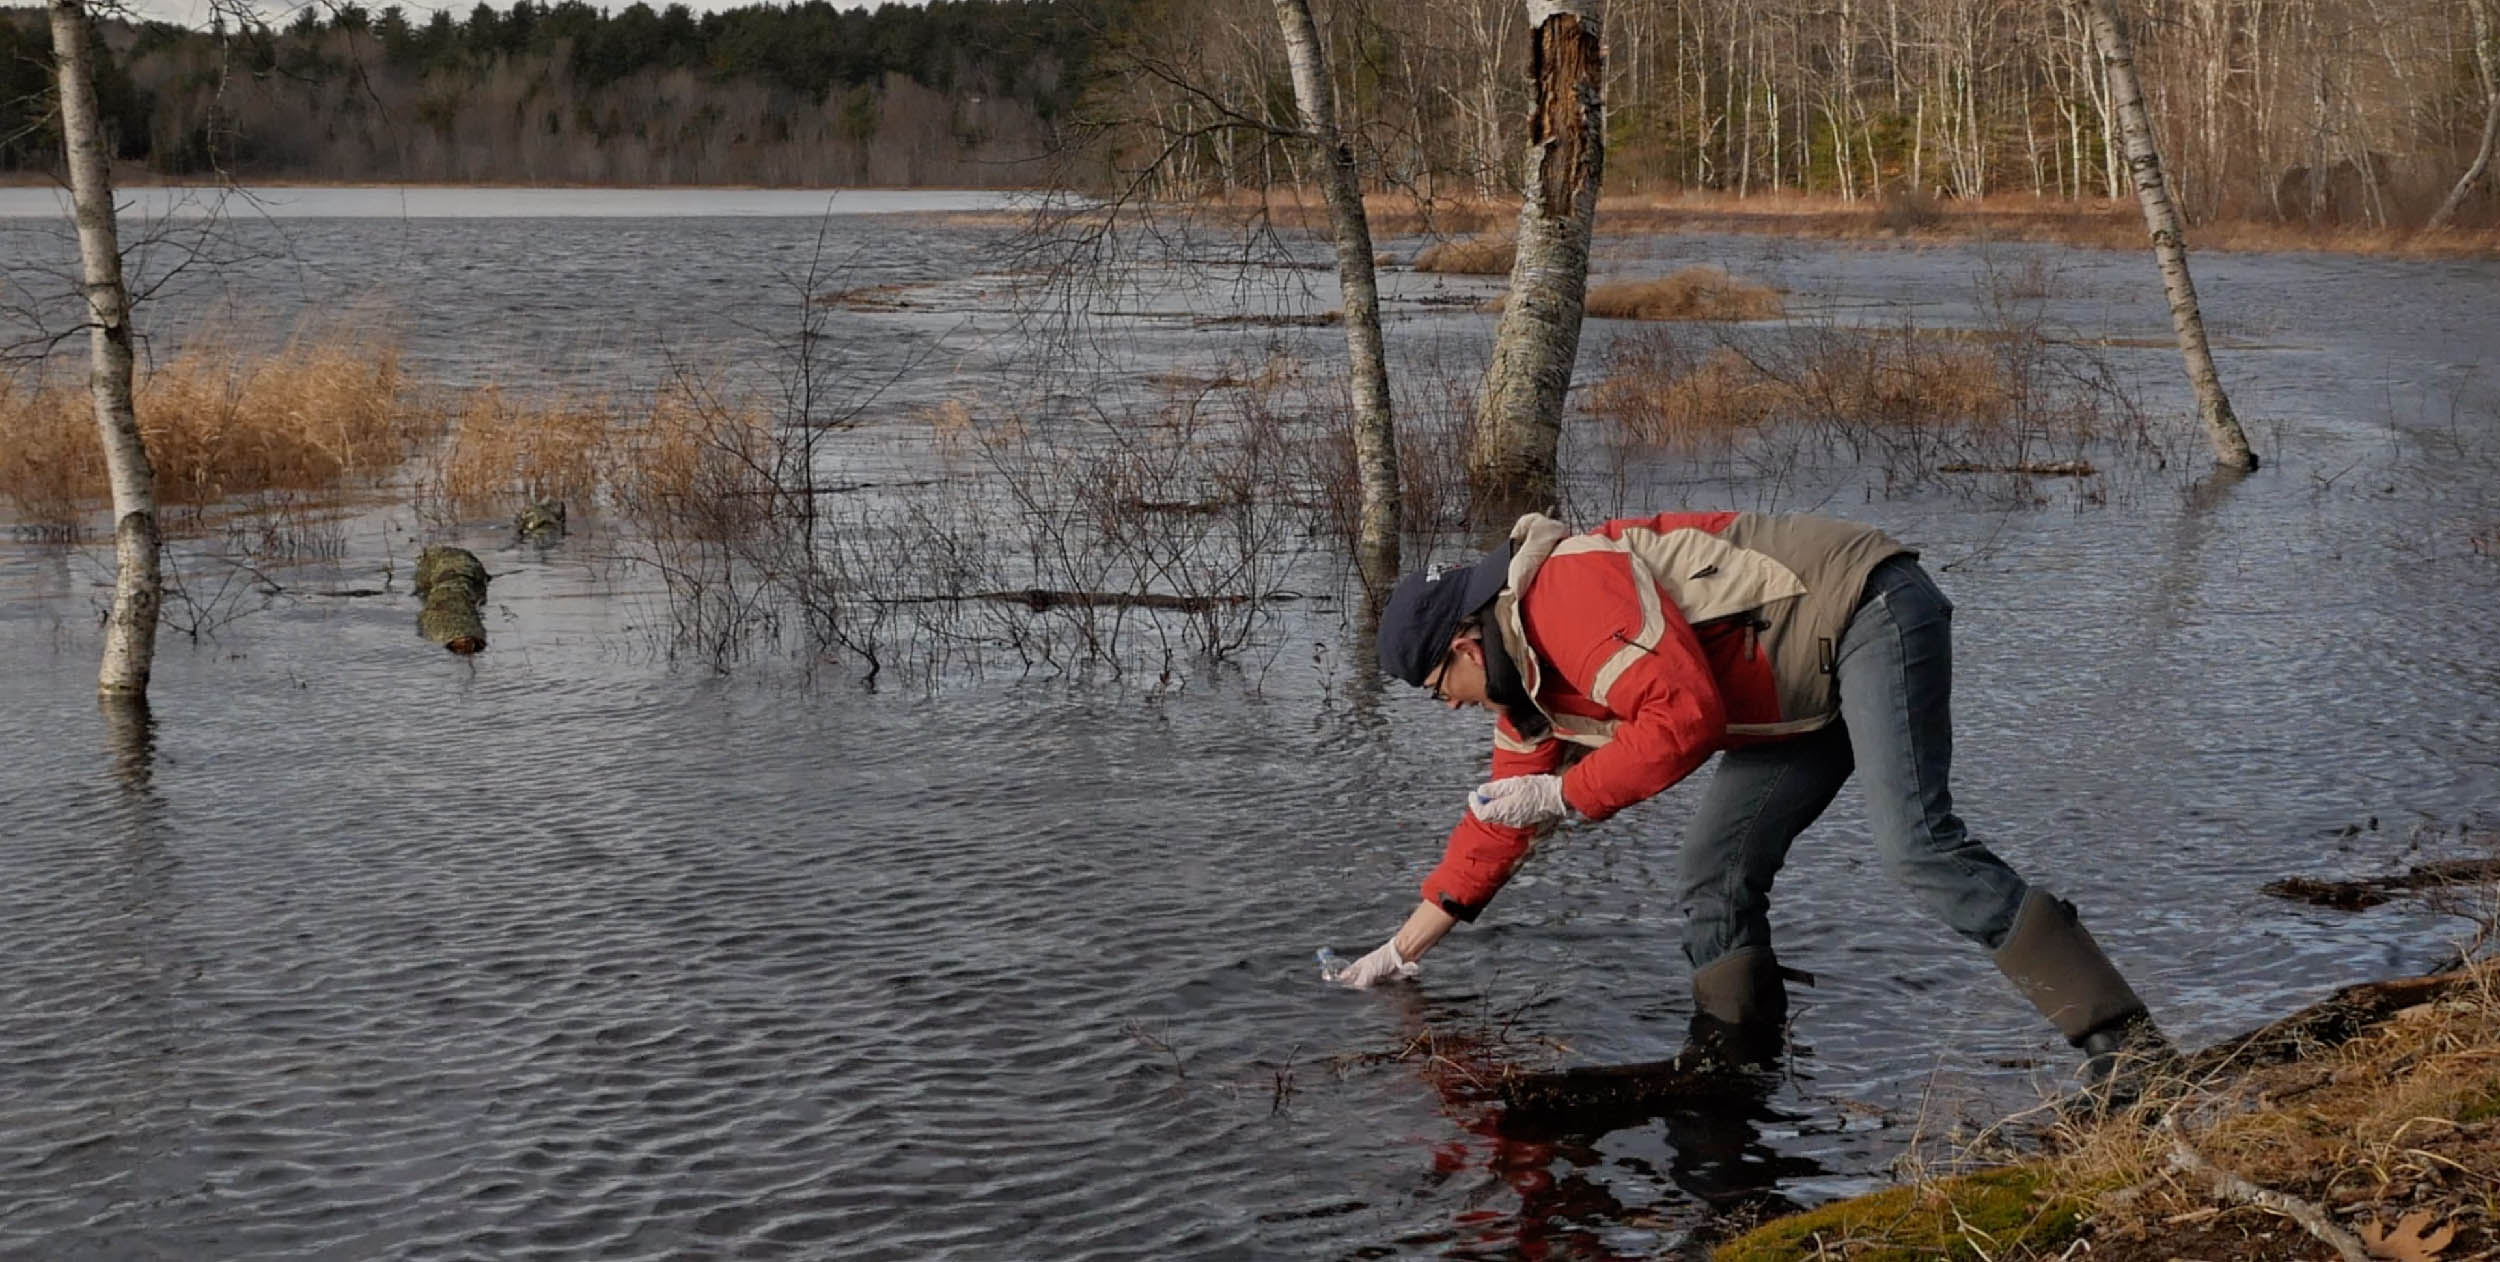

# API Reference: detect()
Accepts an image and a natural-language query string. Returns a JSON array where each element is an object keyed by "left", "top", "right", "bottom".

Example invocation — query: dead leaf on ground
[{"left": 2357, "top": 1208, "right": 2457, "bottom": 1261}]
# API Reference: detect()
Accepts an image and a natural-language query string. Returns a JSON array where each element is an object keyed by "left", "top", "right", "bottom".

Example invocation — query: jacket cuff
[
  {"left": 1421, "top": 852, "right": 1508, "bottom": 921},
  {"left": 1557, "top": 768, "right": 1618, "bottom": 823}
]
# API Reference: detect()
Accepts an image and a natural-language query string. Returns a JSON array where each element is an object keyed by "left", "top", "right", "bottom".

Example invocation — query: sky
[{"left": 124, "top": 0, "right": 920, "bottom": 31}]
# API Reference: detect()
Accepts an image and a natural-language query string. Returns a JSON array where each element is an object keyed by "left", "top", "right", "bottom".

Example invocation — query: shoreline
[
  {"left": 0, "top": 170, "right": 1030, "bottom": 193},
  {"left": 2, "top": 174, "right": 2490, "bottom": 257},
  {"left": 1711, "top": 954, "right": 2500, "bottom": 1261}
]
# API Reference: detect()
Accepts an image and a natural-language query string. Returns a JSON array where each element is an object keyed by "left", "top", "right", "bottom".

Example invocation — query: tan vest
[{"left": 1492, "top": 512, "right": 1909, "bottom": 747}]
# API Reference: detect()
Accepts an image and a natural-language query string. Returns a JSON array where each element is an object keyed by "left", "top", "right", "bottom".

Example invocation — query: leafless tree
[
  {"left": 51, "top": 0, "right": 161, "bottom": 699},
  {"left": 2079, "top": 0, "right": 2260, "bottom": 472},
  {"left": 2428, "top": 0, "right": 2500, "bottom": 230},
  {"left": 1273, "top": 0, "right": 1400, "bottom": 601}
]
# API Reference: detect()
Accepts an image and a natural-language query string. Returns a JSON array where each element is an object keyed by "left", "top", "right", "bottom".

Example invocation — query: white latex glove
[
  {"left": 1323, "top": 939, "right": 1418, "bottom": 989},
  {"left": 1468, "top": 773, "right": 1569, "bottom": 830}
]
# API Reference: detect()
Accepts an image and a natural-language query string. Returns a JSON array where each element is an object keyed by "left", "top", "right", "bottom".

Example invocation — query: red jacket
[{"left": 1420, "top": 511, "right": 1907, "bottom": 920}]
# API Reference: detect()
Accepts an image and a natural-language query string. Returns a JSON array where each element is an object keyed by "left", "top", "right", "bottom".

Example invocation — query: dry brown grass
[
  {"left": 0, "top": 334, "right": 435, "bottom": 524},
  {"left": 1412, "top": 233, "right": 1516, "bottom": 275},
  {"left": 1714, "top": 955, "right": 2500, "bottom": 1260},
  {"left": 429, "top": 378, "right": 777, "bottom": 540},
  {"left": 2046, "top": 959, "right": 2500, "bottom": 1262},
  {"left": 616, "top": 382, "right": 776, "bottom": 540},
  {"left": 1585, "top": 267, "right": 1785, "bottom": 321},
  {"left": 1586, "top": 346, "right": 1786, "bottom": 445},
  {"left": 0, "top": 373, "right": 103, "bottom": 525},
  {"left": 1588, "top": 330, "right": 2018, "bottom": 447},
  {"left": 1797, "top": 340, "right": 2017, "bottom": 427},
  {"left": 432, "top": 386, "right": 617, "bottom": 511}
]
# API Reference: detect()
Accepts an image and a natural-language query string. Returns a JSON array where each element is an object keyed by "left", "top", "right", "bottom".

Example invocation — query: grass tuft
[
  {"left": 1412, "top": 233, "right": 1516, "bottom": 275},
  {"left": 1586, "top": 267, "right": 1785, "bottom": 321},
  {"left": 1587, "top": 329, "right": 2019, "bottom": 447},
  {"left": 0, "top": 333, "right": 435, "bottom": 525},
  {"left": 432, "top": 386, "right": 617, "bottom": 512},
  {"left": 428, "top": 378, "right": 776, "bottom": 540}
]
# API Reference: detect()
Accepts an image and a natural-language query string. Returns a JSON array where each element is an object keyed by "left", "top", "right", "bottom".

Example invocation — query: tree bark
[
  {"left": 1468, "top": 0, "right": 1604, "bottom": 531},
  {"left": 2079, "top": 0, "right": 2260, "bottom": 472},
  {"left": 52, "top": 0, "right": 160, "bottom": 698},
  {"left": 1273, "top": 0, "right": 1402, "bottom": 602},
  {"left": 2428, "top": 0, "right": 2499, "bottom": 231}
]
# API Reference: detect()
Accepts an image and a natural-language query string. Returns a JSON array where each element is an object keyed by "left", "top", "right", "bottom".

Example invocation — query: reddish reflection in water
[{"left": 1371, "top": 992, "right": 1826, "bottom": 1258}]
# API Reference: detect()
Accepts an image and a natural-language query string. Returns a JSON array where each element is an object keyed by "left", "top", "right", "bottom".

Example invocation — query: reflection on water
[{"left": 2, "top": 213, "right": 2497, "bottom": 1259}]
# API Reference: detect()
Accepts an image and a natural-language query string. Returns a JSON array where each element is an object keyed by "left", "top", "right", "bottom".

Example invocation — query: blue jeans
[{"left": 1678, "top": 556, "right": 2030, "bottom": 971}]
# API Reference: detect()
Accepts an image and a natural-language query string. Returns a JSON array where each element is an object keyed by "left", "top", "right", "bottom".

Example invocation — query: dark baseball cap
[{"left": 1376, "top": 542, "right": 1513, "bottom": 686}]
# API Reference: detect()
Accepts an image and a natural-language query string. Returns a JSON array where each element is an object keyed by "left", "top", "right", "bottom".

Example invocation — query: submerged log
[
  {"left": 1937, "top": 460, "right": 2100, "bottom": 477},
  {"left": 1494, "top": 1058, "right": 1760, "bottom": 1127},
  {"left": 978, "top": 589, "right": 1290, "bottom": 614},
  {"left": 2262, "top": 859, "right": 2500, "bottom": 910},
  {"left": 414, "top": 545, "right": 490, "bottom": 655}
]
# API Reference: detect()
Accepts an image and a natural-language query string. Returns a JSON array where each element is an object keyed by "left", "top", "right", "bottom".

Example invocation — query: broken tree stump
[
  {"left": 414, "top": 545, "right": 489, "bottom": 655},
  {"left": 514, "top": 500, "right": 566, "bottom": 546}
]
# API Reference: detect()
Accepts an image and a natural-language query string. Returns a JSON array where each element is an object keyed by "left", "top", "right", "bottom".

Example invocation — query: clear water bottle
[{"left": 1315, "top": 947, "right": 1349, "bottom": 981}]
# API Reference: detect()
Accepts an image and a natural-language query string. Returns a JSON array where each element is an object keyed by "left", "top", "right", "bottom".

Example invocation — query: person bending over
[{"left": 1333, "top": 509, "right": 2168, "bottom": 1079}]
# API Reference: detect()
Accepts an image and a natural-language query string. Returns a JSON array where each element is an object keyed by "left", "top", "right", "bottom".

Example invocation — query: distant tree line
[
  {"left": 0, "top": 0, "right": 1127, "bottom": 183},
  {"left": 1, "top": 0, "right": 2494, "bottom": 225}
]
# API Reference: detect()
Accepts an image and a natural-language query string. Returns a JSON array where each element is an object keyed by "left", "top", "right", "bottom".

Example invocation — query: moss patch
[
  {"left": 1713, "top": 1167, "right": 2085, "bottom": 1262},
  {"left": 2460, "top": 1082, "right": 2500, "bottom": 1124}
]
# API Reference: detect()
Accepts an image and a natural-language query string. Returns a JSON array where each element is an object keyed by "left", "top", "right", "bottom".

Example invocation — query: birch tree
[
  {"left": 1468, "top": 0, "right": 1604, "bottom": 528},
  {"left": 2078, "top": 0, "right": 2260, "bottom": 472},
  {"left": 2428, "top": 0, "right": 2499, "bottom": 230},
  {"left": 51, "top": 0, "right": 162, "bottom": 697},
  {"left": 1273, "top": 0, "right": 1400, "bottom": 601}
]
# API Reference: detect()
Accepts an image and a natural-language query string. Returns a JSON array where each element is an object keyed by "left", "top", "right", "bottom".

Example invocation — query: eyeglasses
[{"left": 1424, "top": 648, "right": 1456, "bottom": 703}]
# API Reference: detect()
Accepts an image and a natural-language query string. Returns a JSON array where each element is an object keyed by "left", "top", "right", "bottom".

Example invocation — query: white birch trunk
[
  {"left": 1469, "top": 0, "right": 1604, "bottom": 529},
  {"left": 2428, "top": 0, "right": 2500, "bottom": 230},
  {"left": 2080, "top": 0, "right": 2259, "bottom": 472},
  {"left": 52, "top": 0, "right": 161, "bottom": 698},
  {"left": 1272, "top": 0, "right": 1401, "bottom": 599}
]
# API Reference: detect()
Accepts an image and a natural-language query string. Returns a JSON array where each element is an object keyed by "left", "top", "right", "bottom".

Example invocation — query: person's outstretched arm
[{"left": 1330, "top": 714, "right": 1560, "bottom": 988}]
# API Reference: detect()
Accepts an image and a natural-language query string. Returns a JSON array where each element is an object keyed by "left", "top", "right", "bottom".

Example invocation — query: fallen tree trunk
[
  {"left": 868, "top": 589, "right": 1305, "bottom": 613},
  {"left": 414, "top": 545, "right": 489, "bottom": 654}
]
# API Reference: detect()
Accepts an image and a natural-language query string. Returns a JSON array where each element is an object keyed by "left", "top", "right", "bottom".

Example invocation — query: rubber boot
[
  {"left": 1993, "top": 888, "right": 2178, "bottom": 1090},
  {"left": 1676, "top": 945, "right": 1790, "bottom": 1075}
]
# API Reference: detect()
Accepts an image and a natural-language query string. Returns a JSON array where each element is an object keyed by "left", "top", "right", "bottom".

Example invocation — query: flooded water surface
[{"left": 3, "top": 190, "right": 2498, "bottom": 1259}]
